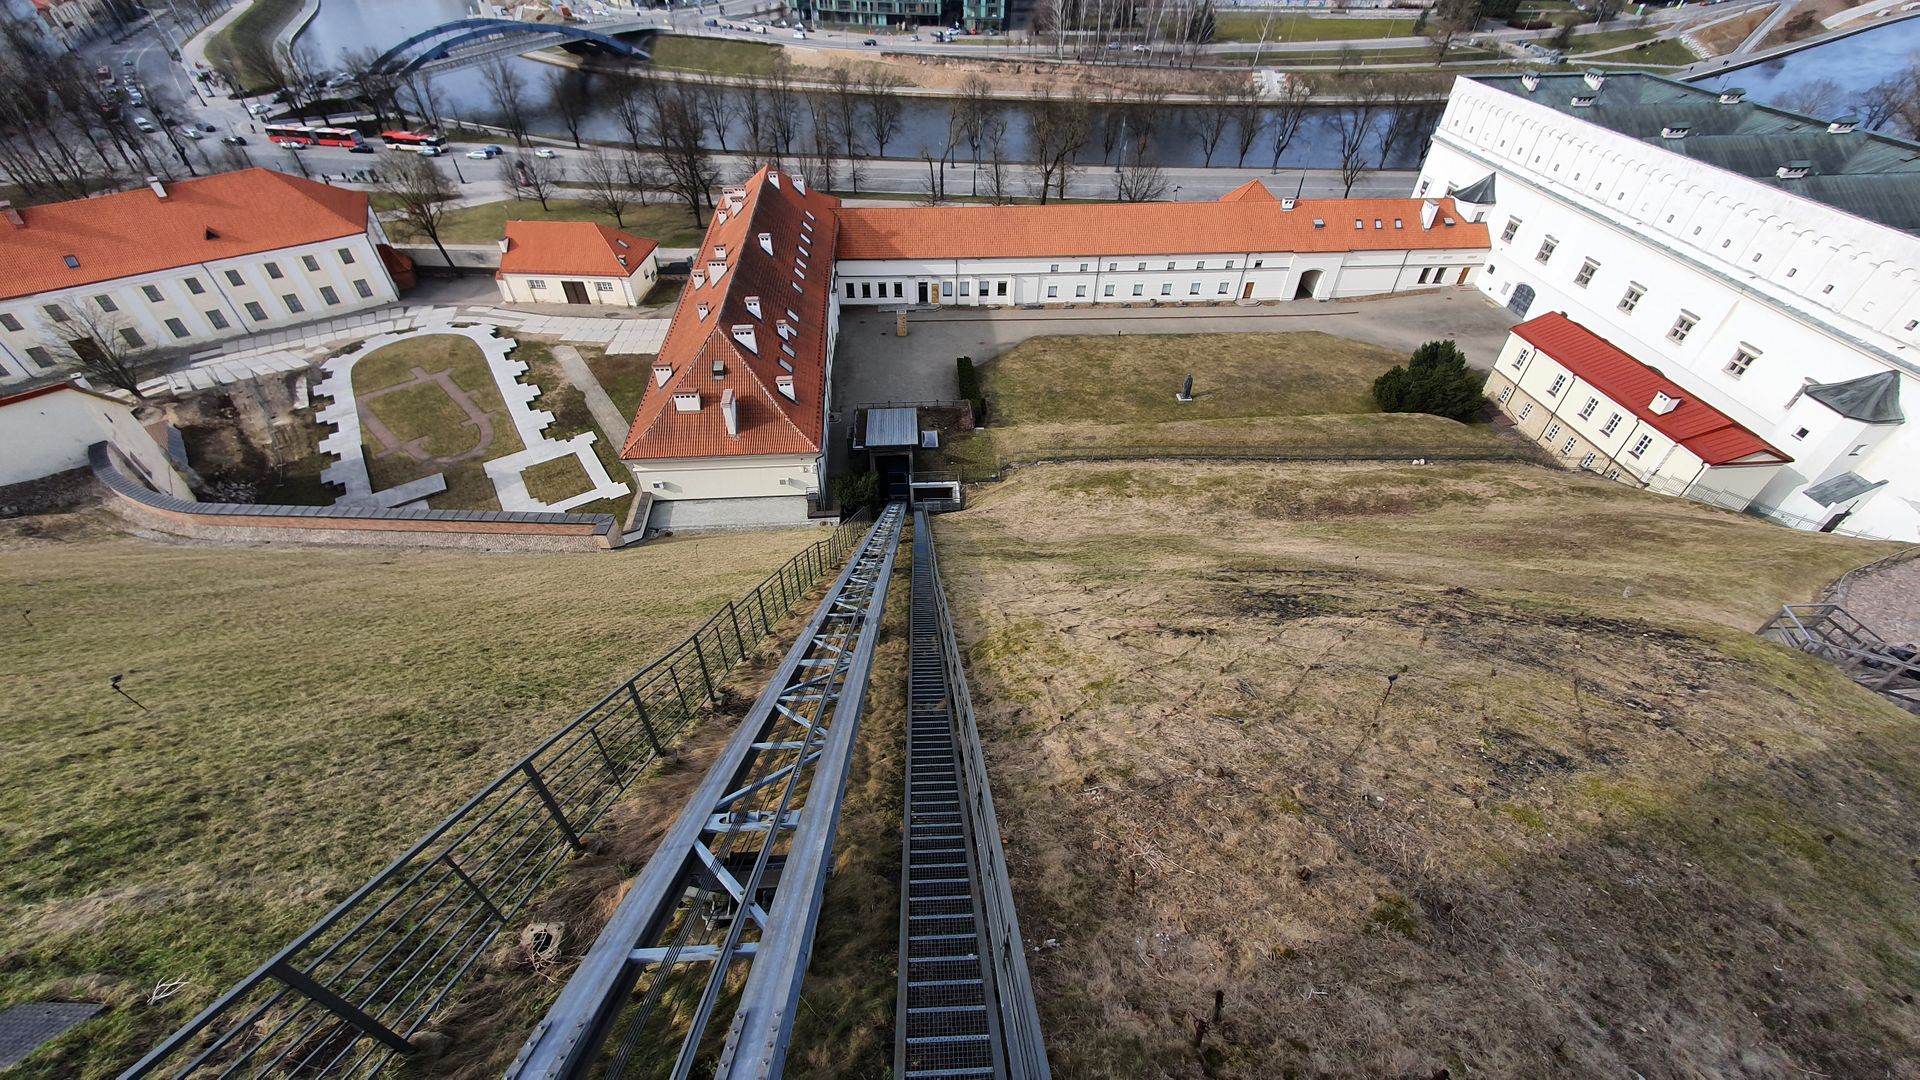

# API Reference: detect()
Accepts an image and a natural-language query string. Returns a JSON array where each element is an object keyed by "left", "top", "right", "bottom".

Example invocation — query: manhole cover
[{"left": 0, "top": 1001, "right": 104, "bottom": 1068}]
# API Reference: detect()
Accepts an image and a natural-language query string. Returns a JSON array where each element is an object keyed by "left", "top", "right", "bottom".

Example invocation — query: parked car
[
  {"left": 863, "top": 37, "right": 877, "bottom": 45},
  {"left": 419, "top": 145, "right": 445, "bottom": 156},
  {"left": 133, "top": 116, "right": 155, "bottom": 132},
  {"left": 1131, "top": 43, "right": 1150, "bottom": 52},
  {"left": 246, "top": 102, "right": 269, "bottom": 116},
  {"left": 348, "top": 144, "right": 374, "bottom": 153},
  {"left": 220, "top": 135, "right": 247, "bottom": 145},
  {"left": 181, "top": 127, "right": 202, "bottom": 139},
  {"left": 533, "top": 147, "right": 558, "bottom": 158},
  {"left": 121, "top": 57, "right": 134, "bottom": 66},
  {"left": 703, "top": 16, "right": 717, "bottom": 25},
  {"left": 465, "top": 149, "right": 492, "bottom": 159},
  {"left": 1106, "top": 40, "right": 1121, "bottom": 49}
]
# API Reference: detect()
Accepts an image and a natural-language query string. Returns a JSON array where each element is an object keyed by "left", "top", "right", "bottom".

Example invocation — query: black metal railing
[{"left": 121, "top": 513, "right": 873, "bottom": 1080}]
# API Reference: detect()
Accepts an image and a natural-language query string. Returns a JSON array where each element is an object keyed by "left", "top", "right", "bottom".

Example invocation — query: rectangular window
[
  {"left": 1574, "top": 259, "right": 1599, "bottom": 287},
  {"left": 1510, "top": 348, "right": 1527, "bottom": 371},
  {"left": 1079, "top": 262, "right": 1088, "bottom": 272},
  {"left": 120, "top": 327, "right": 143, "bottom": 348},
  {"left": 1578, "top": 397, "right": 1597, "bottom": 419},
  {"left": 864, "top": 282, "right": 876, "bottom": 298},
  {"left": 142, "top": 284, "right": 162, "bottom": 303},
  {"left": 301, "top": 254, "right": 320, "bottom": 272},
  {"left": 1217, "top": 282, "right": 1230, "bottom": 294},
  {"left": 1253, "top": 259, "right": 1263, "bottom": 268},
  {"left": 1628, "top": 434, "right": 1652, "bottom": 458},
  {"left": 0, "top": 313, "right": 18, "bottom": 332},
  {"left": 1161, "top": 283, "right": 1172, "bottom": 296},
  {"left": 1601, "top": 413, "right": 1620, "bottom": 435},
  {"left": 244, "top": 300, "right": 266, "bottom": 321},
  {"left": 1132, "top": 284, "right": 1144, "bottom": 296},
  {"left": 165, "top": 317, "right": 188, "bottom": 338},
  {"left": 185, "top": 277, "right": 204, "bottom": 295},
  {"left": 895, "top": 283, "right": 905, "bottom": 298},
  {"left": 1619, "top": 283, "right": 1645, "bottom": 313},
  {"left": 528, "top": 279, "right": 547, "bottom": 290},
  {"left": 353, "top": 279, "right": 373, "bottom": 299},
  {"left": 1107, "top": 262, "right": 1116, "bottom": 271},
  {"left": 845, "top": 282, "right": 856, "bottom": 298},
  {"left": 1049, "top": 264, "right": 1058, "bottom": 273},
  {"left": 207, "top": 308, "right": 229, "bottom": 330},
  {"left": 283, "top": 294, "right": 304, "bottom": 314},
  {"left": 225, "top": 269, "right": 244, "bottom": 287},
  {"left": 1137, "top": 262, "right": 1146, "bottom": 271},
  {"left": 1547, "top": 374, "right": 1566, "bottom": 396},
  {"left": 976, "top": 280, "right": 988, "bottom": 297},
  {"left": 1103, "top": 284, "right": 1115, "bottom": 296},
  {"left": 1046, "top": 285, "right": 1058, "bottom": 298},
  {"left": 1167, "top": 261, "right": 1176, "bottom": 271},
  {"left": 995, "top": 282, "right": 1006, "bottom": 297},
  {"left": 1724, "top": 346, "right": 1759, "bottom": 378},
  {"left": 1188, "top": 283, "right": 1200, "bottom": 295},
  {"left": 1195, "top": 261, "right": 1205, "bottom": 270},
  {"left": 45, "top": 304, "right": 69, "bottom": 322},
  {"left": 1668, "top": 311, "right": 1697, "bottom": 343},
  {"left": 1518, "top": 403, "right": 1534, "bottom": 421},
  {"left": 1544, "top": 422, "right": 1562, "bottom": 442},
  {"left": 954, "top": 281, "right": 967, "bottom": 297},
  {"left": 265, "top": 262, "right": 283, "bottom": 280},
  {"left": 1535, "top": 237, "right": 1557, "bottom": 264},
  {"left": 1497, "top": 385, "right": 1512, "bottom": 404},
  {"left": 337, "top": 247, "right": 356, "bottom": 265},
  {"left": 1579, "top": 451, "right": 1596, "bottom": 469},
  {"left": 96, "top": 295, "right": 118, "bottom": 312},
  {"left": 1501, "top": 216, "right": 1521, "bottom": 243},
  {"left": 1417, "top": 268, "right": 1432, "bottom": 284},
  {"left": 320, "top": 285, "right": 340, "bottom": 305},
  {"left": 1562, "top": 436, "right": 1578, "bottom": 455},
  {"left": 1075, "top": 284, "right": 1087, "bottom": 297},
  {"left": 25, "top": 345, "right": 52, "bottom": 368}
]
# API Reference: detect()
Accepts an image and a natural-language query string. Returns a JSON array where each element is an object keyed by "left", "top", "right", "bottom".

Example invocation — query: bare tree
[
  {"left": 376, "top": 151, "right": 459, "bottom": 268},
  {"left": 825, "top": 63, "right": 866, "bottom": 191},
  {"left": 1332, "top": 84, "right": 1383, "bottom": 196},
  {"left": 480, "top": 57, "right": 529, "bottom": 147},
  {"left": 648, "top": 82, "right": 717, "bottom": 227},
  {"left": 1027, "top": 85, "right": 1092, "bottom": 203},
  {"left": 739, "top": 71, "right": 774, "bottom": 167},
  {"left": 576, "top": 150, "right": 641, "bottom": 228},
  {"left": 1268, "top": 75, "right": 1313, "bottom": 170},
  {"left": 695, "top": 72, "right": 737, "bottom": 152},
  {"left": 37, "top": 300, "right": 164, "bottom": 399},
  {"left": 1375, "top": 75, "right": 1442, "bottom": 168},
  {"left": 954, "top": 74, "right": 994, "bottom": 165},
  {"left": 547, "top": 67, "right": 592, "bottom": 149},
  {"left": 1425, "top": 0, "right": 1481, "bottom": 60},
  {"left": 1774, "top": 78, "right": 1842, "bottom": 117},
  {"left": 401, "top": 71, "right": 446, "bottom": 131},
  {"left": 1194, "top": 74, "right": 1238, "bottom": 167},
  {"left": 502, "top": 153, "right": 558, "bottom": 210},
  {"left": 864, "top": 68, "right": 908, "bottom": 160},
  {"left": 983, "top": 108, "right": 1011, "bottom": 204},
  {"left": 1229, "top": 75, "right": 1264, "bottom": 167},
  {"left": 1850, "top": 73, "right": 1912, "bottom": 131},
  {"left": 340, "top": 46, "right": 404, "bottom": 127},
  {"left": 1114, "top": 150, "right": 1170, "bottom": 201},
  {"left": 767, "top": 66, "right": 801, "bottom": 162}
]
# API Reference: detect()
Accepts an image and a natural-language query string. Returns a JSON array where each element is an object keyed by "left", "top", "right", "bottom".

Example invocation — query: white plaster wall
[
  {"left": 628, "top": 453, "right": 819, "bottom": 501},
  {"left": 496, "top": 256, "right": 658, "bottom": 306},
  {"left": 0, "top": 389, "right": 192, "bottom": 497}
]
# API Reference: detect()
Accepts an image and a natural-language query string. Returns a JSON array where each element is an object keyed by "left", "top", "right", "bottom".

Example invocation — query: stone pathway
[
  {"left": 552, "top": 344, "right": 633, "bottom": 447},
  {"left": 484, "top": 434, "right": 630, "bottom": 513},
  {"left": 1831, "top": 552, "right": 1920, "bottom": 646}
]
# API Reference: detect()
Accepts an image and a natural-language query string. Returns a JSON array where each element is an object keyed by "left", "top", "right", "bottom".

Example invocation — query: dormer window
[
  {"left": 653, "top": 363, "right": 672, "bottom": 387},
  {"left": 711, "top": 359, "right": 726, "bottom": 378},
  {"left": 1776, "top": 160, "right": 1812, "bottom": 179},
  {"left": 673, "top": 391, "right": 701, "bottom": 412},
  {"left": 697, "top": 301, "right": 711, "bottom": 320},
  {"left": 1661, "top": 124, "right": 1690, "bottom": 139},
  {"left": 1571, "top": 94, "right": 1596, "bottom": 108},
  {"left": 691, "top": 269, "right": 706, "bottom": 289},
  {"left": 712, "top": 244, "right": 727, "bottom": 260},
  {"left": 745, "top": 295, "right": 763, "bottom": 318},
  {"left": 758, "top": 231, "right": 773, "bottom": 255}
]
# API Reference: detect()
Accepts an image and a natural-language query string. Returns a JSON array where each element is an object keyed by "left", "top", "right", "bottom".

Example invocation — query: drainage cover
[{"left": 0, "top": 1002, "right": 104, "bottom": 1068}]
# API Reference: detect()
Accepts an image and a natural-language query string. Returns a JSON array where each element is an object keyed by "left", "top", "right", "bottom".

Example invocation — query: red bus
[
  {"left": 264, "top": 124, "right": 363, "bottom": 148},
  {"left": 379, "top": 130, "right": 446, "bottom": 152}
]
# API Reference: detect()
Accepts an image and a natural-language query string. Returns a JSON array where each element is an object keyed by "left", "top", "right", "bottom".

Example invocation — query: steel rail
[{"left": 508, "top": 503, "right": 907, "bottom": 1080}]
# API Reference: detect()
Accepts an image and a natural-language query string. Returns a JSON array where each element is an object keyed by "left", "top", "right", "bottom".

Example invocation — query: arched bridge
[{"left": 369, "top": 18, "right": 660, "bottom": 77}]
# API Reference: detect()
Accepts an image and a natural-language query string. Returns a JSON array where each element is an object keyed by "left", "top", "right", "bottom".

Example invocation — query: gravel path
[{"left": 1833, "top": 553, "right": 1920, "bottom": 645}]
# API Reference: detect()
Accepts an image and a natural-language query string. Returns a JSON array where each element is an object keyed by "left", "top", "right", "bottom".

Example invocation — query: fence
[
  {"left": 998, "top": 443, "right": 1539, "bottom": 466},
  {"left": 1636, "top": 472, "right": 1905, "bottom": 542},
  {"left": 122, "top": 512, "right": 873, "bottom": 1080}
]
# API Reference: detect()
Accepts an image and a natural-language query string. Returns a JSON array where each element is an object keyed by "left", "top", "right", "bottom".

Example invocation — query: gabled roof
[
  {"left": 1805, "top": 369, "right": 1904, "bottom": 424},
  {"left": 834, "top": 197, "right": 1489, "bottom": 261},
  {"left": 496, "top": 220, "right": 658, "bottom": 279},
  {"left": 620, "top": 167, "right": 840, "bottom": 461},
  {"left": 1511, "top": 312, "right": 1790, "bottom": 467},
  {"left": 0, "top": 169, "right": 370, "bottom": 301},
  {"left": 1218, "top": 179, "right": 1277, "bottom": 203},
  {"left": 1803, "top": 471, "right": 1888, "bottom": 506}
]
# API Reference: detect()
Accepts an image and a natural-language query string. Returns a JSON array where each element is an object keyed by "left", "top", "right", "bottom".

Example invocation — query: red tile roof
[
  {"left": 620, "top": 167, "right": 840, "bottom": 462},
  {"left": 1511, "top": 312, "right": 1789, "bottom": 467},
  {"left": 835, "top": 197, "right": 1488, "bottom": 261},
  {"left": 1219, "top": 179, "right": 1277, "bottom": 203},
  {"left": 496, "top": 220, "right": 658, "bottom": 279},
  {"left": 0, "top": 169, "right": 371, "bottom": 301}
]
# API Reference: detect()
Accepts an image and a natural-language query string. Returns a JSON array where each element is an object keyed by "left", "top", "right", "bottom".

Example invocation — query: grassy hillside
[
  {"left": 0, "top": 513, "right": 819, "bottom": 1077},
  {"left": 937, "top": 460, "right": 1917, "bottom": 1077}
]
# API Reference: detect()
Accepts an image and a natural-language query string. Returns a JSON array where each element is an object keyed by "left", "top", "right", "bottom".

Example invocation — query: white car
[
  {"left": 533, "top": 147, "right": 558, "bottom": 159},
  {"left": 246, "top": 102, "right": 269, "bottom": 116},
  {"left": 182, "top": 127, "right": 203, "bottom": 139},
  {"left": 133, "top": 116, "right": 155, "bottom": 132},
  {"left": 465, "top": 149, "right": 493, "bottom": 159}
]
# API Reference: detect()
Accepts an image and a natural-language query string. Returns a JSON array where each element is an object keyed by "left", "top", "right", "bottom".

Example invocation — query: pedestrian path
[{"left": 551, "top": 343, "right": 634, "bottom": 444}]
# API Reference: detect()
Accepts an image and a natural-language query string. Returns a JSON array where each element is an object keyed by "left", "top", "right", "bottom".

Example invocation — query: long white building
[
  {"left": 1418, "top": 71, "right": 1917, "bottom": 540},
  {"left": 0, "top": 169, "right": 402, "bottom": 384}
]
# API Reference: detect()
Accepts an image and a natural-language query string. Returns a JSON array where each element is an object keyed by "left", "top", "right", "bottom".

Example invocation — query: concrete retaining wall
[{"left": 91, "top": 442, "right": 629, "bottom": 551}]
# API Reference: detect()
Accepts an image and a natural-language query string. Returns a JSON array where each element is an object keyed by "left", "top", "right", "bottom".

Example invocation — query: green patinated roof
[
  {"left": 1806, "top": 369, "right": 1905, "bottom": 423},
  {"left": 1476, "top": 73, "right": 1920, "bottom": 235}
]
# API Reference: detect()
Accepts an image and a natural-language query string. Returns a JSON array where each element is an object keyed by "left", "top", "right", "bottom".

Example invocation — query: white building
[
  {"left": 1417, "top": 71, "right": 1918, "bottom": 540},
  {"left": 0, "top": 169, "right": 401, "bottom": 385},
  {"left": 0, "top": 378, "right": 193, "bottom": 499},
  {"left": 495, "top": 220, "right": 660, "bottom": 307},
  {"left": 833, "top": 181, "right": 1490, "bottom": 306},
  {"left": 1489, "top": 313, "right": 1791, "bottom": 508}
]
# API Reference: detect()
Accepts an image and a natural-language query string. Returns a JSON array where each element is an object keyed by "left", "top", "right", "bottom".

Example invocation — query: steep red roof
[
  {"left": 835, "top": 198, "right": 1487, "bottom": 261},
  {"left": 1511, "top": 313, "right": 1789, "bottom": 467},
  {"left": 1219, "top": 179, "right": 1278, "bottom": 203},
  {"left": 496, "top": 220, "right": 658, "bottom": 278},
  {"left": 620, "top": 167, "right": 840, "bottom": 461},
  {"left": 0, "top": 169, "right": 370, "bottom": 301}
]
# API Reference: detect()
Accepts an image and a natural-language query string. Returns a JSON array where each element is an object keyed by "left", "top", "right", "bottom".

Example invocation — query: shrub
[
  {"left": 1372, "top": 340, "right": 1485, "bottom": 423},
  {"left": 956, "top": 355, "right": 988, "bottom": 425},
  {"left": 833, "top": 468, "right": 878, "bottom": 515}
]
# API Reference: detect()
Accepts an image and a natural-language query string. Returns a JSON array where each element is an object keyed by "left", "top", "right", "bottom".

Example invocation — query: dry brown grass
[
  {"left": 938, "top": 460, "right": 1919, "bottom": 1077},
  {"left": 1691, "top": 7, "right": 1771, "bottom": 54}
]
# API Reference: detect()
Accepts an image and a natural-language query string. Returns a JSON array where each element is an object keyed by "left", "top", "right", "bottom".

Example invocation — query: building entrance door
[
  {"left": 1457, "top": 266, "right": 1471, "bottom": 285},
  {"left": 917, "top": 281, "right": 928, "bottom": 304},
  {"left": 1507, "top": 283, "right": 1535, "bottom": 317},
  {"left": 562, "top": 280, "right": 590, "bottom": 304},
  {"left": 1241, "top": 282, "right": 1254, "bottom": 300}
]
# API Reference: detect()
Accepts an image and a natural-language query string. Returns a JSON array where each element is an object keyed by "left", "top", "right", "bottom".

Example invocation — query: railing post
[
  {"left": 755, "top": 584, "right": 772, "bottom": 636},
  {"left": 728, "top": 600, "right": 746, "bottom": 661},
  {"left": 691, "top": 632, "right": 716, "bottom": 703},
  {"left": 628, "top": 683, "right": 664, "bottom": 758},
  {"left": 520, "top": 761, "right": 585, "bottom": 851},
  {"left": 267, "top": 961, "right": 416, "bottom": 1055}
]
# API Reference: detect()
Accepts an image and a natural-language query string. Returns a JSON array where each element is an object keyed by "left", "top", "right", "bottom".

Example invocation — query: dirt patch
[
  {"left": 938, "top": 460, "right": 1917, "bottom": 1077},
  {"left": 167, "top": 373, "right": 334, "bottom": 504}
]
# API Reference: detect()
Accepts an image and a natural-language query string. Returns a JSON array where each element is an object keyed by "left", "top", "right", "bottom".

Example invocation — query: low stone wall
[{"left": 90, "top": 443, "right": 628, "bottom": 552}]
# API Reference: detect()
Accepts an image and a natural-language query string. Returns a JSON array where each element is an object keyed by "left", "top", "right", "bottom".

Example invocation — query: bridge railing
[{"left": 119, "top": 514, "right": 872, "bottom": 1080}]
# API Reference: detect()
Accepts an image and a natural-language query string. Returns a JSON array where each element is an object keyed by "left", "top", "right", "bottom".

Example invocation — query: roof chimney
[
  {"left": 0, "top": 201, "right": 21, "bottom": 228},
  {"left": 617, "top": 253, "right": 628, "bottom": 267},
  {"left": 721, "top": 388, "right": 738, "bottom": 437},
  {"left": 1649, "top": 392, "right": 1681, "bottom": 415},
  {"left": 1521, "top": 71, "right": 1540, "bottom": 93},
  {"left": 673, "top": 390, "right": 701, "bottom": 412},
  {"left": 1718, "top": 87, "right": 1746, "bottom": 105},
  {"left": 1280, "top": 196, "right": 1296, "bottom": 211},
  {"left": 1828, "top": 116, "right": 1859, "bottom": 134},
  {"left": 1420, "top": 199, "right": 1440, "bottom": 229},
  {"left": 776, "top": 373, "right": 796, "bottom": 401},
  {"left": 1777, "top": 160, "right": 1812, "bottom": 179},
  {"left": 147, "top": 176, "right": 167, "bottom": 199}
]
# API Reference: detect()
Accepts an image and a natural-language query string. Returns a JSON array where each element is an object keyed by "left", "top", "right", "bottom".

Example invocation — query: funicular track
[
  {"left": 897, "top": 510, "right": 1050, "bottom": 1080},
  {"left": 508, "top": 503, "right": 906, "bottom": 1080}
]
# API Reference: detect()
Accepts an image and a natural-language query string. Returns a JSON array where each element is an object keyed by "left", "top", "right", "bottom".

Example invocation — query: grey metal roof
[
  {"left": 1449, "top": 173, "right": 1498, "bottom": 205},
  {"left": 1803, "top": 471, "right": 1888, "bottom": 506},
  {"left": 865, "top": 407, "right": 920, "bottom": 448},
  {"left": 1806, "top": 369, "right": 1905, "bottom": 423},
  {"left": 1476, "top": 73, "right": 1920, "bottom": 235}
]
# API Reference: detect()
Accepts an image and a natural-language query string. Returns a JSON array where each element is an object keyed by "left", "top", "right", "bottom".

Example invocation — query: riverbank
[
  {"left": 1678, "top": 5, "right": 1920, "bottom": 81},
  {"left": 203, "top": 0, "right": 307, "bottom": 86}
]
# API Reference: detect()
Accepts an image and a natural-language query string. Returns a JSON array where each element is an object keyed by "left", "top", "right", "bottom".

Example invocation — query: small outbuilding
[{"left": 495, "top": 221, "right": 659, "bottom": 307}]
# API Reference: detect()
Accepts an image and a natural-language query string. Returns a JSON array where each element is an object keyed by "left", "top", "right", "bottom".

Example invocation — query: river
[
  {"left": 1695, "top": 14, "right": 1920, "bottom": 104},
  {"left": 294, "top": 0, "right": 1431, "bottom": 170}
]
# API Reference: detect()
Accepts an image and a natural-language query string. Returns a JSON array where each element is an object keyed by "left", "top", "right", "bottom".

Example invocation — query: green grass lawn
[
  {"left": 585, "top": 349, "right": 656, "bottom": 424},
  {"left": 1586, "top": 37, "right": 1696, "bottom": 65},
  {"left": 1211, "top": 13, "right": 1420, "bottom": 43},
  {"left": 1567, "top": 27, "right": 1660, "bottom": 52},
  {"left": 0, "top": 514, "right": 819, "bottom": 1078},
  {"left": 515, "top": 340, "right": 638, "bottom": 523},
  {"left": 349, "top": 333, "right": 526, "bottom": 509},
  {"left": 975, "top": 332, "right": 1512, "bottom": 465},
  {"left": 203, "top": 0, "right": 306, "bottom": 90},
  {"left": 521, "top": 454, "right": 596, "bottom": 505},
  {"left": 647, "top": 34, "right": 788, "bottom": 76},
  {"left": 382, "top": 197, "right": 708, "bottom": 250}
]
